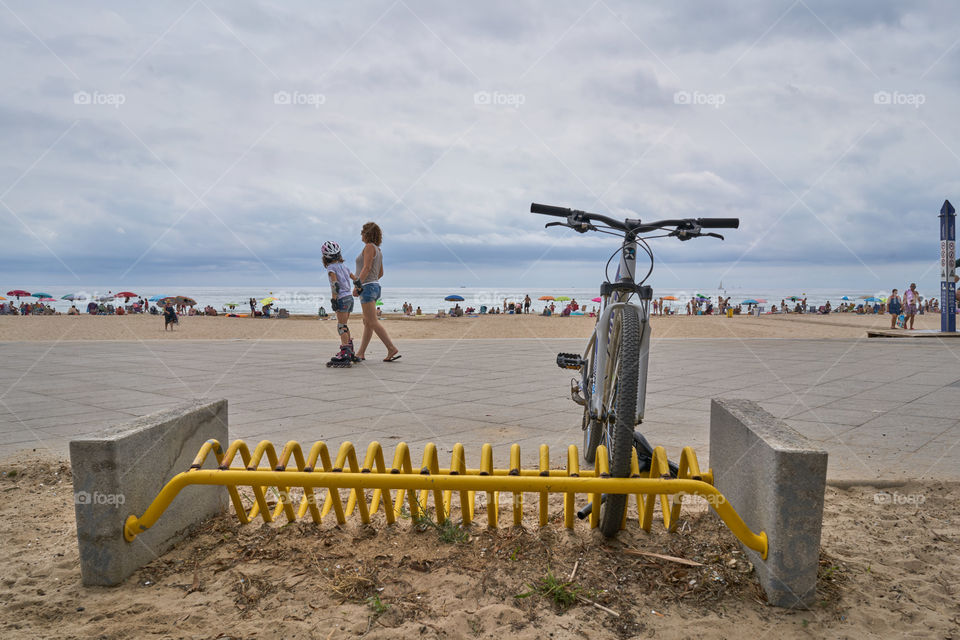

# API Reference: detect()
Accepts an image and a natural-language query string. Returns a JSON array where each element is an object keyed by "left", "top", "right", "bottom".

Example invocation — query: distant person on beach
[
  {"left": 354, "top": 222, "right": 400, "bottom": 362},
  {"left": 888, "top": 289, "right": 902, "bottom": 329},
  {"left": 249, "top": 298, "right": 256, "bottom": 317},
  {"left": 163, "top": 303, "right": 178, "bottom": 331},
  {"left": 524, "top": 295, "right": 531, "bottom": 314},
  {"left": 323, "top": 240, "right": 359, "bottom": 367},
  {"left": 903, "top": 283, "right": 918, "bottom": 329}
]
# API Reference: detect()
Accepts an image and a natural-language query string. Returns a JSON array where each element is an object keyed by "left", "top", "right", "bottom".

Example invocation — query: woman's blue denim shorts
[{"left": 360, "top": 283, "right": 381, "bottom": 304}]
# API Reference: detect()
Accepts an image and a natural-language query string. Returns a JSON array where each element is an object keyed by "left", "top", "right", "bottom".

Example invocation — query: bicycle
[{"left": 530, "top": 202, "right": 739, "bottom": 536}]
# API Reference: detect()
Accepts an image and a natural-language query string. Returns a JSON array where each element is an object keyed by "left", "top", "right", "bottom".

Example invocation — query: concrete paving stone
[
  {"left": 787, "top": 407, "right": 876, "bottom": 427},
  {"left": 856, "top": 414, "right": 957, "bottom": 436},
  {"left": 852, "top": 384, "right": 942, "bottom": 403},
  {"left": 754, "top": 402, "right": 806, "bottom": 419},
  {"left": 909, "top": 387, "right": 960, "bottom": 406},
  {"left": 766, "top": 393, "right": 854, "bottom": 411},
  {"left": 819, "top": 397, "right": 904, "bottom": 413},
  {"left": 839, "top": 425, "right": 935, "bottom": 453},
  {"left": 890, "top": 401, "right": 960, "bottom": 420},
  {"left": 780, "top": 419, "right": 858, "bottom": 442}
]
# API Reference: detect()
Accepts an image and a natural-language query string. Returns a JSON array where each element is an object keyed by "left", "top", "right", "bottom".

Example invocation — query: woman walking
[
  {"left": 888, "top": 288, "right": 902, "bottom": 329},
  {"left": 353, "top": 222, "right": 401, "bottom": 362}
]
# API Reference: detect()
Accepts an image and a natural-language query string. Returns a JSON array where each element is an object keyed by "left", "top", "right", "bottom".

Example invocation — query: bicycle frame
[{"left": 584, "top": 236, "right": 652, "bottom": 425}]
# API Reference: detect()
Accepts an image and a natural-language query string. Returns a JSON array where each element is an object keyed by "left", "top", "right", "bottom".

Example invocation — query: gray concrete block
[
  {"left": 710, "top": 398, "right": 828, "bottom": 609},
  {"left": 69, "top": 400, "right": 228, "bottom": 586}
]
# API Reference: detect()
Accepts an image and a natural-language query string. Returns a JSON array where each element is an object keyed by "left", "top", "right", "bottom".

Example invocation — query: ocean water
[{"left": 9, "top": 285, "right": 902, "bottom": 315}]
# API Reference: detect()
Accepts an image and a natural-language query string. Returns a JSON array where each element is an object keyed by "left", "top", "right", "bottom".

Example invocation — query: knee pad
[{"left": 337, "top": 323, "right": 349, "bottom": 335}]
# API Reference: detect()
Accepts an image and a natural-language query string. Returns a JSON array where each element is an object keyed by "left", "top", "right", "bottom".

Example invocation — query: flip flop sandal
[{"left": 383, "top": 354, "right": 401, "bottom": 362}]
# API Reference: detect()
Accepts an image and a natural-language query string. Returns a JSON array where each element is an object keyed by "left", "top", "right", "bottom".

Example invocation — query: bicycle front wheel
[{"left": 599, "top": 304, "right": 641, "bottom": 537}]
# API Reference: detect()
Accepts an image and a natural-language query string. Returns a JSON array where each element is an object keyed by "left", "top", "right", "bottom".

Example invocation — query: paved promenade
[{"left": 0, "top": 338, "right": 957, "bottom": 481}]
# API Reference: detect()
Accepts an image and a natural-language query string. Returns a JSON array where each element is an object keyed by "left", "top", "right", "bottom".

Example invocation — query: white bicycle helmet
[{"left": 321, "top": 241, "right": 341, "bottom": 257}]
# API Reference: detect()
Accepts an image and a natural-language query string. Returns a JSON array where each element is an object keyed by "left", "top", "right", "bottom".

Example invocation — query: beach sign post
[{"left": 941, "top": 199, "right": 956, "bottom": 333}]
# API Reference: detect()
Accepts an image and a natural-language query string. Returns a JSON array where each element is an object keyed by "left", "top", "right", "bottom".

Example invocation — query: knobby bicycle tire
[{"left": 599, "top": 304, "right": 641, "bottom": 536}]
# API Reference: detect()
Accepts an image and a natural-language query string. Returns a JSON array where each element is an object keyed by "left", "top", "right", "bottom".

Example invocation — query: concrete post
[
  {"left": 709, "top": 399, "right": 828, "bottom": 608},
  {"left": 70, "top": 400, "right": 228, "bottom": 586},
  {"left": 940, "top": 199, "right": 956, "bottom": 332}
]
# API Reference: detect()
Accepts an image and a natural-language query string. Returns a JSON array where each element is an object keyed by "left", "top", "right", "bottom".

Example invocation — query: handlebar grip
[
  {"left": 697, "top": 218, "right": 740, "bottom": 229},
  {"left": 530, "top": 202, "right": 572, "bottom": 217}
]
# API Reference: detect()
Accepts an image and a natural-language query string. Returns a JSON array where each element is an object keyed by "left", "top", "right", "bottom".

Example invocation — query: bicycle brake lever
[
  {"left": 545, "top": 221, "right": 566, "bottom": 229},
  {"left": 704, "top": 232, "right": 725, "bottom": 240}
]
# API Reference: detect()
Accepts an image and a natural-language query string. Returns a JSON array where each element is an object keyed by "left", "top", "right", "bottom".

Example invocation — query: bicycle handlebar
[{"left": 530, "top": 202, "right": 739, "bottom": 234}]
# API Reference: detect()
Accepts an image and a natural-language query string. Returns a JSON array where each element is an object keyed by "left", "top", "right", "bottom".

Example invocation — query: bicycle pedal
[{"left": 556, "top": 352, "right": 585, "bottom": 370}]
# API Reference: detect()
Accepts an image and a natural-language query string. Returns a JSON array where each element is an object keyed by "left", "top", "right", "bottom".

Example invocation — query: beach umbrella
[
  {"left": 61, "top": 293, "right": 86, "bottom": 302},
  {"left": 98, "top": 295, "right": 115, "bottom": 302},
  {"left": 694, "top": 294, "right": 709, "bottom": 299},
  {"left": 662, "top": 295, "right": 678, "bottom": 301},
  {"left": 742, "top": 299, "right": 759, "bottom": 305},
  {"left": 444, "top": 294, "right": 465, "bottom": 301},
  {"left": 376, "top": 300, "right": 384, "bottom": 307},
  {"left": 260, "top": 297, "right": 277, "bottom": 306},
  {"left": 591, "top": 297, "right": 601, "bottom": 302},
  {"left": 115, "top": 291, "right": 137, "bottom": 298},
  {"left": 864, "top": 297, "right": 881, "bottom": 302},
  {"left": 840, "top": 296, "right": 850, "bottom": 300},
  {"left": 224, "top": 302, "right": 239, "bottom": 309},
  {"left": 7, "top": 290, "right": 30, "bottom": 299},
  {"left": 755, "top": 299, "right": 768, "bottom": 304},
  {"left": 538, "top": 295, "right": 554, "bottom": 301},
  {"left": 148, "top": 295, "right": 172, "bottom": 302},
  {"left": 0, "top": 296, "right": 5, "bottom": 301},
  {"left": 38, "top": 297, "right": 55, "bottom": 302},
  {"left": 175, "top": 296, "right": 197, "bottom": 306},
  {"left": 31, "top": 292, "right": 53, "bottom": 299},
  {"left": 554, "top": 296, "right": 571, "bottom": 301}
]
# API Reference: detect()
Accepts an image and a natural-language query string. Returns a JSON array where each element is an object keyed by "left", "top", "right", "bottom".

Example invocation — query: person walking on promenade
[
  {"left": 903, "top": 283, "right": 919, "bottom": 330},
  {"left": 354, "top": 222, "right": 400, "bottom": 362},
  {"left": 888, "top": 288, "right": 902, "bottom": 329}
]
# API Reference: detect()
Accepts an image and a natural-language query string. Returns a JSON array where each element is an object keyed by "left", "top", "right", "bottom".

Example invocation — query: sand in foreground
[
  {"left": 0, "top": 454, "right": 957, "bottom": 639},
  {"left": 0, "top": 311, "right": 944, "bottom": 341}
]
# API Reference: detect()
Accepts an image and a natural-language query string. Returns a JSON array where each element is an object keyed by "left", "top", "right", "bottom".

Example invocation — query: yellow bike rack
[{"left": 124, "top": 439, "right": 768, "bottom": 560}]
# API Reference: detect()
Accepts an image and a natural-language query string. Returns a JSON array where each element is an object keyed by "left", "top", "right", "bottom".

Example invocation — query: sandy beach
[
  {"left": 1, "top": 453, "right": 957, "bottom": 639},
  {"left": 0, "top": 311, "right": 945, "bottom": 341}
]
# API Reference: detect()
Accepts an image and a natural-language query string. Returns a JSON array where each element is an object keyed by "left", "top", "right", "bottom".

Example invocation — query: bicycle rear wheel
[{"left": 599, "top": 304, "right": 640, "bottom": 537}]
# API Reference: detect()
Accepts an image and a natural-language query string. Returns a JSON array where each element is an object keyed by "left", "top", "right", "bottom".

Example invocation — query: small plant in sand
[
  {"left": 516, "top": 570, "right": 580, "bottom": 610},
  {"left": 367, "top": 594, "right": 389, "bottom": 616}
]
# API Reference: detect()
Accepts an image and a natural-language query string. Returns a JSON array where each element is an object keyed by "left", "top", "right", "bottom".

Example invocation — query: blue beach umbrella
[
  {"left": 741, "top": 299, "right": 759, "bottom": 305},
  {"left": 148, "top": 295, "right": 171, "bottom": 302},
  {"left": 841, "top": 296, "right": 850, "bottom": 300},
  {"left": 444, "top": 295, "right": 465, "bottom": 301},
  {"left": 864, "top": 297, "right": 881, "bottom": 302}
]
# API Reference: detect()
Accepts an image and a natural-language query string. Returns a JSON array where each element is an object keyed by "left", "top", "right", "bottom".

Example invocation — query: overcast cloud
[{"left": 1, "top": 0, "right": 958, "bottom": 290}]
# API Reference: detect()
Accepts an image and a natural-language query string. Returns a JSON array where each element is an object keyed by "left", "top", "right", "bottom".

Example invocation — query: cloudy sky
[{"left": 1, "top": 1, "right": 958, "bottom": 291}]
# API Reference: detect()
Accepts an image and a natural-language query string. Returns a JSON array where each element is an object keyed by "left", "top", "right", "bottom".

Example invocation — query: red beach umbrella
[
  {"left": 6, "top": 290, "right": 30, "bottom": 300},
  {"left": 115, "top": 291, "right": 137, "bottom": 298}
]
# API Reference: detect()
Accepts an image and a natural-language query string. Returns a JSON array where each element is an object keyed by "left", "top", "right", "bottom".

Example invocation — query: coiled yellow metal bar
[{"left": 124, "top": 439, "right": 768, "bottom": 559}]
